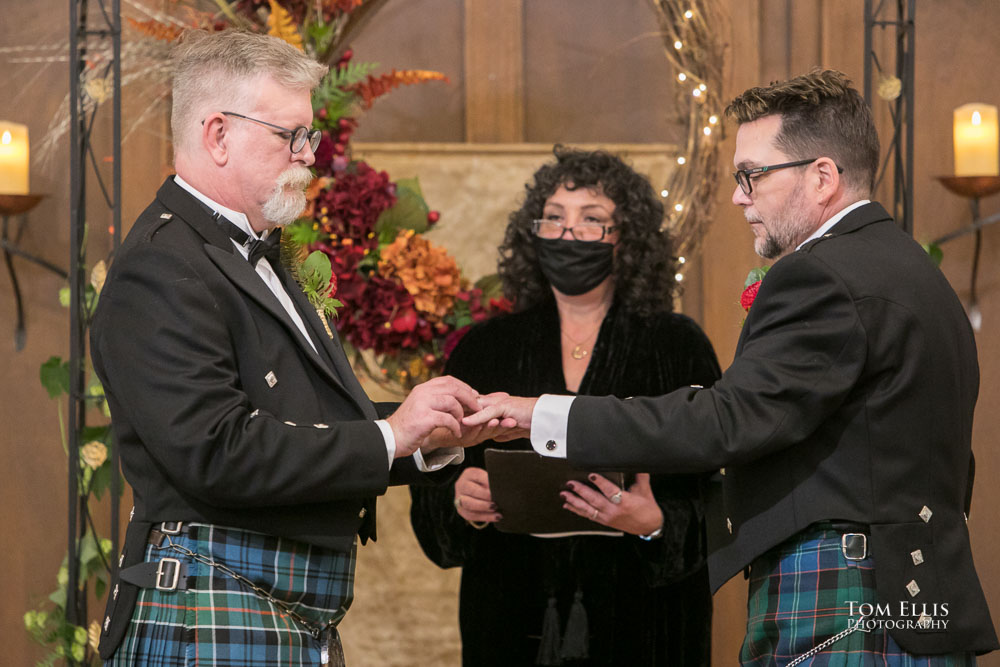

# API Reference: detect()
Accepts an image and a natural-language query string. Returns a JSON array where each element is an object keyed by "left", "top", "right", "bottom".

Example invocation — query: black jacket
[
  {"left": 566, "top": 203, "right": 998, "bottom": 654},
  {"left": 91, "top": 177, "right": 427, "bottom": 656}
]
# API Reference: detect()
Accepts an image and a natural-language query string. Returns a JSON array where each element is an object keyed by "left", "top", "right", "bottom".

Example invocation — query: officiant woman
[{"left": 410, "top": 146, "right": 720, "bottom": 666}]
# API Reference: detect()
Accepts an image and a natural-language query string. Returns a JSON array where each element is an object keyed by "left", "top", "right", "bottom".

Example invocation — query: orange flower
[{"left": 378, "top": 230, "right": 460, "bottom": 324}]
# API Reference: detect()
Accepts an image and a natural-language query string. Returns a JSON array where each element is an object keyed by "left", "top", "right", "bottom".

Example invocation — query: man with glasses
[
  {"left": 468, "top": 69, "right": 997, "bottom": 663},
  {"left": 91, "top": 30, "right": 495, "bottom": 666}
]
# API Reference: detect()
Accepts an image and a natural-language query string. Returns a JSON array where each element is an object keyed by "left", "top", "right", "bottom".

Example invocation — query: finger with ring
[
  {"left": 591, "top": 508, "right": 599, "bottom": 520},
  {"left": 610, "top": 491, "right": 623, "bottom": 505},
  {"left": 454, "top": 496, "right": 463, "bottom": 510}
]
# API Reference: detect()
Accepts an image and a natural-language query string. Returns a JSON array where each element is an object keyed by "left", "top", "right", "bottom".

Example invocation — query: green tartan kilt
[
  {"left": 106, "top": 522, "right": 356, "bottom": 666},
  {"left": 741, "top": 523, "right": 974, "bottom": 667}
]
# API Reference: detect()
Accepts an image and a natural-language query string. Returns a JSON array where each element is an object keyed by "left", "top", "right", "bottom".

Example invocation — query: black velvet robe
[{"left": 410, "top": 298, "right": 721, "bottom": 666}]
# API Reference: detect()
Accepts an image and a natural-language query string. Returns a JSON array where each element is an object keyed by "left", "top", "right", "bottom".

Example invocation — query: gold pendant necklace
[{"left": 562, "top": 319, "right": 604, "bottom": 361}]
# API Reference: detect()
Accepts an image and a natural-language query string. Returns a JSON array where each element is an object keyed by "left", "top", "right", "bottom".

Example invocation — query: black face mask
[{"left": 533, "top": 237, "right": 614, "bottom": 296}]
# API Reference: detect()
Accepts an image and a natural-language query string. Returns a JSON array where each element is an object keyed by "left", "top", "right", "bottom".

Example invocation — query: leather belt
[
  {"left": 118, "top": 522, "right": 191, "bottom": 592},
  {"left": 119, "top": 557, "right": 188, "bottom": 591}
]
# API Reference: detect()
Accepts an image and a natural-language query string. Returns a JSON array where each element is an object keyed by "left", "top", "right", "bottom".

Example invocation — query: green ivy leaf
[
  {"left": 744, "top": 266, "right": 771, "bottom": 289},
  {"left": 375, "top": 178, "right": 429, "bottom": 237},
  {"left": 40, "top": 357, "right": 70, "bottom": 399},
  {"left": 922, "top": 241, "right": 944, "bottom": 266}
]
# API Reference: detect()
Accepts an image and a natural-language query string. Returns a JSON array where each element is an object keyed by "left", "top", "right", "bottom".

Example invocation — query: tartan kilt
[
  {"left": 741, "top": 523, "right": 974, "bottom": 667},
  {"left": 106, "top": 522, "right": 356, "bottom": 667}
]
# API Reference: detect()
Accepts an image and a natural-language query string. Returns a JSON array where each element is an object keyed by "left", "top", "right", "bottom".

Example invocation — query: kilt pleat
[
  {"left": 740, "top": 524, "right": 974, "bottom": 667},
  {"left": 106, "top": 522, "right": 355, "bottom": 666}
]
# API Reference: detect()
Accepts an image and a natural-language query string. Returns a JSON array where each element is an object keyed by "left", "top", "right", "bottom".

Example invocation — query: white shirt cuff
[
  {"left": 375, "top": 419, "right": 396, "bottom": 468},
  {"left": 414, "top": 447, "right": 466, "bottom": 472},
  {"left": 530, "top": 394, "right": 576, "bottom": 458}
]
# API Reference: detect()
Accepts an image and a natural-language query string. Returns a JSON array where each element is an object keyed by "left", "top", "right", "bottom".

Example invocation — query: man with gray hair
[{"left": 91, "top": 30, "right": 492, "bottom": 665}]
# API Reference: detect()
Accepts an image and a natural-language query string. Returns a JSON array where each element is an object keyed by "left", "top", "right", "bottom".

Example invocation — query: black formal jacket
[
  {"left": 91, "top": 177, "right": 429, "bottom": 656},
  {"left": 564, "top": 203, "right": 998, "bottom": 654}
]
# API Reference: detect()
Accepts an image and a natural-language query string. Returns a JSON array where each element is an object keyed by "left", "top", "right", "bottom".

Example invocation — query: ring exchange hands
[
  {"left": 386, "top": 377, "right": 521, "bottom": 458},
  {"left": 461, "top": 396, "right": 536, "bottom": 440},
  {"left": 561, "top": 473, "right": 663, "bottom": 536},
  {"left": 386, "top": 376, "right": 486, "bottom": 458},
  {"left": 453, "top": 467, "right": 502, "bottom": 525}
]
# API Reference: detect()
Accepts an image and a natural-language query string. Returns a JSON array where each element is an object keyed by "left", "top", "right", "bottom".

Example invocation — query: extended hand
[
  {"left": 453, "top": 467, "right": 501, "bottom": 524},
  {"left": 561, "top": 473, "right": 663, "bottom": 536},
  {"left": 462, "top": 395, "right": 537, "bottom": 440},
  {"left": 386, "top": 375, "right": 482, "bottom": 459},
  {"left": 421, "top": 392, "right": 518, "bottom": 452}
]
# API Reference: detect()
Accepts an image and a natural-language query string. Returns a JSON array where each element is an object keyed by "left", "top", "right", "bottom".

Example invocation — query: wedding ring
[
  {"left": 610, "top": 491, "right": 623, "bottom": 505},
  {"left": 454, "top": 496, "right": 463, "bottom": 510},
  {"left": 591, "top": 508, "right": 599, "bottom": 520}
]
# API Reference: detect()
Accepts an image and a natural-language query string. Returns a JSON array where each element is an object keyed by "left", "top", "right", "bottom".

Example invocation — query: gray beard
[{"left": 262, "top": 166, "right": 312, "bottom": 227}]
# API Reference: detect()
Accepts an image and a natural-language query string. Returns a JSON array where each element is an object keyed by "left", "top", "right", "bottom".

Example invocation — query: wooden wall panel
[{"left": 463, "top": 0, "right": 525, "bottom": 142}]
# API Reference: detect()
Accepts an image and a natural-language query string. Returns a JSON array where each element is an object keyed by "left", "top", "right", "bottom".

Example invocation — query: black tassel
[
  {"left": 560, "top": 589, "right": 589, "bottom": 660},
  {"left": 536, "top": 596, "right": 562, "bottom": 665}
]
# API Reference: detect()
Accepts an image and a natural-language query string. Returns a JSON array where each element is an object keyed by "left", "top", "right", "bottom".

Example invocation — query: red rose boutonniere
[{"left": 741, "top": 266, "right": 770, "bottom": 314}]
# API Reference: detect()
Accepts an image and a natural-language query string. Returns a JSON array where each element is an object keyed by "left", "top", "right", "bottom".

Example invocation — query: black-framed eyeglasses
[
  {"left": 733, "top": 158, "right": 843, "bottom": 196},
  {"left": 531, "top": 220, "right": 616, "bottom": 242},
  {"left": 220, "top": 111, "right": 321, "bottom": 154}
]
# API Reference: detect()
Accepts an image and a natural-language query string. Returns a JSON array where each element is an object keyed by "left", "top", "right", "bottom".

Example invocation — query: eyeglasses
[
  {"left": 531, "top": 220, "right": 616, "bottom": 242},
  {"left": 733, "top": 158, "right": 843, "bottom": 196},
  {"left": 220, "top": 111, "right": 321, "bottom": 154}
]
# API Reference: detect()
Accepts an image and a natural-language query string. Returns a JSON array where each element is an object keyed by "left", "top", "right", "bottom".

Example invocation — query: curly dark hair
[{"left": 498, "top": 146, "right": 678, "bottom": 317}]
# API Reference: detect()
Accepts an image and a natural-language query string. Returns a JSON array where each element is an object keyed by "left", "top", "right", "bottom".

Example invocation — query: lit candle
[
  {"left": 0, "top": 121, "right": 29, "bottom": 194},
  {"left": 953, "top": 103, "right": 999, "bottom": 177}
]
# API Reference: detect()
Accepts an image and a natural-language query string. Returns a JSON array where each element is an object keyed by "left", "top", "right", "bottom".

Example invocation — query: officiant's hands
[
  {"left": 561, "top": 473, "right": 664, "bottom": 536},
  {"left": 453, "top": 467, "right": 502, "bottom": 524}
]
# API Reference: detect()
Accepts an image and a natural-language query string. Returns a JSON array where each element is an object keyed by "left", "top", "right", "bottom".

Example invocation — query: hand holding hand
[
  {"left": 560, "top": 473, "right": 663, "bottom": 536},
  {"left": 386, "top": 375, "right": 482, "bottom": 459},
  {"left": 462, "top": 395, "right": 537, "bottom": 440},
  {"left": 453, "top": 467, "right": 502, "bottom": 525},
  {"left": 421, "top": 392, "right": 518, "bottom": 452}
]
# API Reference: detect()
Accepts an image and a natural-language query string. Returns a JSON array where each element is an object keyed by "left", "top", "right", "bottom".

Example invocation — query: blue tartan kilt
[
  {"left": 741, "top": 523, "right": 974, "bottom": 667},
  {"left": 106, "top": 522, "right": 356, "bottom": 667}
]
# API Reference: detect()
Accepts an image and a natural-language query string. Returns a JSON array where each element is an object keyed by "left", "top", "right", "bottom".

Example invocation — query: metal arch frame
[
  {"left": 67, "top": 0, "right": 121, "bottom": 653},
  {"left": 863, "top": 0, "right": 916, "bottom": 236}
]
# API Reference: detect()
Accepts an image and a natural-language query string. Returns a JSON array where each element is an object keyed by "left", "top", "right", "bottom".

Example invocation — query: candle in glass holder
[
  {"left": 953, "top": 103, "right": 999, "bottom": 177},
  {"left": 0, "top": 121, "right": 29, "bottom": 194}
]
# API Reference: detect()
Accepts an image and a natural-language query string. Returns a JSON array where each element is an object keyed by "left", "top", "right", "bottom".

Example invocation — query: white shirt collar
[
  {"left": 796, "top": 199, "right": 870, "bottom": 250},
  {"left": 173, "top": 174, "right": 271, "bottom": 241}
]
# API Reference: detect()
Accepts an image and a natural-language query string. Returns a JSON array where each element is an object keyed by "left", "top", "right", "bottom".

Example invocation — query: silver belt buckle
[
  {"left": 159, "top": 521, "right": 182, "bottom": 535},
  {"left": 841, "top": 532, "right": 868, "bottom": 561},
  {"left": 155, "top": 557, "right": 182, "bottom": 590}
]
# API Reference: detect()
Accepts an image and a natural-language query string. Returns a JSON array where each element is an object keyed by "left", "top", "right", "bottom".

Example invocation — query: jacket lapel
[
  {"left": 156, "top": 178, "right": 368, "bottom": 410},
  {"left": 277, "top": 265, "right": 377, "bottom": 419}
]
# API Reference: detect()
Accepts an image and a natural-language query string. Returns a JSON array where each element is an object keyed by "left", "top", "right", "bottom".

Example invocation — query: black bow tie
[{"left": 212, "top": 212, "right": 282, "bottom": 267}]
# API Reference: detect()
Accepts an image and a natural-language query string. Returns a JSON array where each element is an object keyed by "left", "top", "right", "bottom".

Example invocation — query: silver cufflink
[
  {"left": 265, "top": 371, "right": 277, "bottom": 387},
  {"left": 545, "top": 440, "right": 557, "bottom": 451}
]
